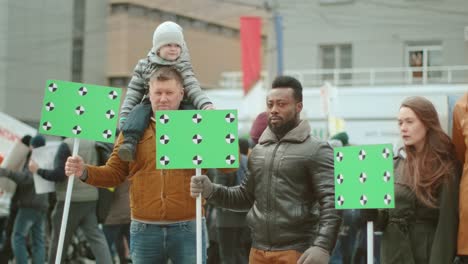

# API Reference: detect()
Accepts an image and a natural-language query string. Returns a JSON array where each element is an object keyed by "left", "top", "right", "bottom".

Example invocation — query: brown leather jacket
[{"left": 208, "top": 120, "right": 341, "bottom": 253}]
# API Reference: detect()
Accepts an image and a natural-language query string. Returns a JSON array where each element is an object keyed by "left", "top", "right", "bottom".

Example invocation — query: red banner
[{"left": 240, "top": 17, "right": 262, "bottom": 95}]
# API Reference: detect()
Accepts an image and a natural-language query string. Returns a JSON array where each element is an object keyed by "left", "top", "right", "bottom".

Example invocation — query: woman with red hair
[{"left": 371, "top": 96, "right": 460, "bottom": 264}]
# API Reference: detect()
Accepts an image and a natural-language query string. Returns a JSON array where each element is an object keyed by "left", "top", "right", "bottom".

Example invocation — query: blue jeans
[
  {"left": 11, "top": 208, "right": 46, "bottom": 264},
  {"left": 130, "top": 219, "right": 207, "bottom": 264}
]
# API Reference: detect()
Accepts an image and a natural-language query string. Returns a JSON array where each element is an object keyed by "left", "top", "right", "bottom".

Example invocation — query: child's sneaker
[
  {"left": 118, "top": 142, "right": 136, "bottom": 161},
  {"left": 118, "top": 138, "right": 137, "bottom": 161}
]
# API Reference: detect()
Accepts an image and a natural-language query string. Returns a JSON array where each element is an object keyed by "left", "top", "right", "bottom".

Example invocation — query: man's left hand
[
  {"left": 297, "top": 246, "right": 329, "bottom": 264},
  {"left": 190, "top": 175, "right": 213, "bottom": 198}
]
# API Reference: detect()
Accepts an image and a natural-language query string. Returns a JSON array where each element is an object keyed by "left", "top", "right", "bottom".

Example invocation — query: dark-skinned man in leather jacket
[{"left": 191, "top": 76, "right": 341, "bottom": 264}]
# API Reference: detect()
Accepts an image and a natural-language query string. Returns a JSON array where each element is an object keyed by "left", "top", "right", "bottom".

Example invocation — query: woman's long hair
[{"left": 400, "top": 96, "right": 457, "bottom": 207}]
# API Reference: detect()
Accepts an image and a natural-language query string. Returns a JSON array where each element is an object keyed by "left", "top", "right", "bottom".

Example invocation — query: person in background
[
  {"left": 366, "top": 96, "right": 460, "bottom": 264},
  {"left": 213, "top": 138, "right": 251, "bottom": 264},
  {"left": 0, "top": 135, "right": 48, "bottom": 264},
  {"left": 0, "top": 135, "right": 32, "bottom": 264},
  {"left": 328, "top": 131, "right": 349, "bottom": 148},
  {"left": 64, "top": 66, "right": 220, "bottom": 264},
  {"left": 102, "top": 180, "right": 131, "bottom": 264},
  {"left": 29, "top": 138, "right": 112, "bottom": 264},
  {"left": 452, "top": 92, "right": 468, "bottom": 263},
  {"left": 328, "top": 131, "right": 382, "bottom": 264},
  {"left": 191, "top": 75, "right": 341, "bottom": 264},
  {"left": 328, "top": 132, "right": 356, "bottom": 264},
  {"left": 249, "top": 111, "right": 268, "bottom": 148},
  {"left": 94, "top": 139, "right": 131, "bottom": 264}
]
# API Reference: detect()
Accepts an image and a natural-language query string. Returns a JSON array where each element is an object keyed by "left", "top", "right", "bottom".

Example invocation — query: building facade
[
  {"left": 106, "top": 0, "right": 258, "bottom": 90},
  {"left": 215, "top": 0, "right": 468, "bottom": 143},
  {"left": 277, "top": 0, "right": 468, "bottom": 86},
  {"left": 0, "top": 0, "right": 107, "bottom": 123},
  {"left": 0, "top": 0, "right": 265, "bottom": 124}
]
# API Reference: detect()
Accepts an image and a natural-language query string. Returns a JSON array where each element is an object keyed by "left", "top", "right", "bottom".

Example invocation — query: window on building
[
  {"left": 71, "top": 39, "right": 83, "bottom": 82},
  {"left": 406, "top": 44, "right": 442, "bottom": 79},
  {"left": 71, "top": 0, "right": 85, "bottom": 82},
  {"left": 161, "top": 12, "right": 177, "bottom": 22},
  {"left": 148, "top": 9, "right": 161, "bottom": 20},
  {"left": 320, "top": 44, "right": 352, "bottom": 84},
  {"left": 320, "top": 0, "right": 354, "bottom": 4},
  {"left": 109, "top": 77, "right": 130, "bottom": 88},
  {"left": 207, "top": 24, "right": 221, "bottom": 34},
  {"left": 110, "top": 3, "right": 128, "bottom": 14},
  {"left": 192, "top": 20, "right": 208, "bottom": 30},
  {"left": 128, "top": 5, "right": 146, "bottom": 17},
  {"left": 178, "top": 17, "right": 193, "bottom": 28},
  {"left": 221, "top": 27, "right": 238, "bottom": 38}
]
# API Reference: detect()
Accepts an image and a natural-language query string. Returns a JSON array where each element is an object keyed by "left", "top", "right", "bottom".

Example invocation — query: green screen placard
[
  {"left": 334, "top": 144, "right": 395, "bottom": 209},
  {"left": 156, "top": 110, "right": 239, "bottom": 169},
  {"left": 38, "top": 80, "right": 121, "bottom": 143}
]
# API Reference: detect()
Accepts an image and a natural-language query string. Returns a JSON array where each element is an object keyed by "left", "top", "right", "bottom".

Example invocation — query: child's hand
[{"left": 203, "top": 104, "right": 216, "bottom": 110}]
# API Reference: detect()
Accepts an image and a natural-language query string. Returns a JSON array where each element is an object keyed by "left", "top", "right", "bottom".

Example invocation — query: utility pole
[
  {"left": 265, "top": 0, "right": 283, "bottom": 88},
  {"left": 71, "top": 0, "right": 86, "bottom": 82},
  {"left": 274, "top": 12, "right": 284, "bottom": 76}
]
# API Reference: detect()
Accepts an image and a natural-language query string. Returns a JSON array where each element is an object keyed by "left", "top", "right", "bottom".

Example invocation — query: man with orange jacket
[
  {"left": 64, "top": 66, "right": 208, "bottom": 264},
  {"left": 453, "top": 92, "right": 468, "bottom": 263}
]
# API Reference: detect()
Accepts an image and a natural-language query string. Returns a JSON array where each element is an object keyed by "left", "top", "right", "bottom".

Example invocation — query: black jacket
[
  {"left": 375, "top": 154, "right": 459, "bottom": 264},
  {"left": 208, "top": 120, "right": 341, "bottom": 253}
]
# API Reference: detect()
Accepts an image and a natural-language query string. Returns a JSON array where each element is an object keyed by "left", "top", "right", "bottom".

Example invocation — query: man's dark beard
[{"left": 268, "top": 117, "right": 298, "bottom": 139}]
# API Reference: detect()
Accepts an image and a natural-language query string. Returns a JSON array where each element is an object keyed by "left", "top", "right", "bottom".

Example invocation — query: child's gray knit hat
[{"left": 152, "top": 21, "right": 184, "bottom": 53}]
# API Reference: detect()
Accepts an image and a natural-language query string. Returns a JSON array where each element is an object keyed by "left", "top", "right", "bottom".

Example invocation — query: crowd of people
[{"left": 0, "top": 19, "right": 467, "bottom": 264}]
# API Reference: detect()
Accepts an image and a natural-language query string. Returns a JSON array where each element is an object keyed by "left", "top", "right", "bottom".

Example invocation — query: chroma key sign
[
  {"left": 156, "top": 110, "right": 239, "bottom": 169},
  {"left": 38, "top": 80, "right": 121, "bottom": 143},
  {"left": 334, "top": 144, "right": 395, "bottom": 209}
]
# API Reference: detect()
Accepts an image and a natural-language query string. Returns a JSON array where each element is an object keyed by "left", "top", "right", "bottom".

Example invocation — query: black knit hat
[
  {"left": 250, "top": 112, "right": 268, "bottom": 144},
  {"left": 331, "top": 132, "right": 349, "bottom": 146},
  {"left": 30, "top": 135, "right": 46, "bottom": 148},
  {"left": 20, "top": 135, "right": 32, "bottom": 146}
]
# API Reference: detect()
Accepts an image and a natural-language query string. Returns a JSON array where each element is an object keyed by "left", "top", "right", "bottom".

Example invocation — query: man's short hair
[
  {"left": 149, "top": 66, "right": 184, "bottom": 87},
  {"left": 271, "top": 76, "right": 303, "bottom": 102}
]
